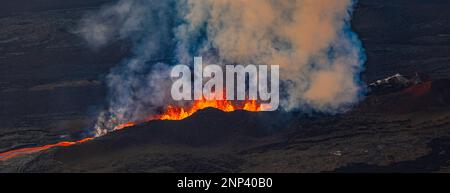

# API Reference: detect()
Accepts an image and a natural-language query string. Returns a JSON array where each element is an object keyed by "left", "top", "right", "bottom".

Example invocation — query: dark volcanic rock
[
  {"left": 335, "top": 136, "right": 450, "bottom": 173},
  {"left": 55, "top": 108, "right": 290, "bottom": 157},
  {"left": 353, "top": 0, "right": 450, "bottom": 81},
  {"left": 358, "top": 79, "right": 450, "bottom": 114},
  {"left": 1, "top": 0, "right": 450, "bottom": 173}
]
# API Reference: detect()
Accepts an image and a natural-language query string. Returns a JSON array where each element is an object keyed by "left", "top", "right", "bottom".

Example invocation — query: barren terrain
[{"left": 1, "top": 0, "right": 450, "bottom": 172}]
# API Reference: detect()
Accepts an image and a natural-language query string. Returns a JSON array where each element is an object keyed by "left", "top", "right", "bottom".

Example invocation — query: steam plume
[{"left": 79, "top": 0, "right": 365, "bottom": 135}]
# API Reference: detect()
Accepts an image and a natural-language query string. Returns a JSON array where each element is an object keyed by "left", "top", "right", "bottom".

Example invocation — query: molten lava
[
  {"left": 155, "top": 98, "right": 263, "bottom": 121},
  {"left": 0, "top": 138, "right": 93, "bottom": 161},
  {"left": 113, "top": 99, "right": 265, "bottom": 130},
  {"left": 0, "top": 99, "right": 265, "bottom": 161}
]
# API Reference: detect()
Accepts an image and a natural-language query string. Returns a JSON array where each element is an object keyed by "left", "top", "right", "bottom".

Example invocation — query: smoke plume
[{"left": 79, "top": 0, "right": 365, "bottom": 135}]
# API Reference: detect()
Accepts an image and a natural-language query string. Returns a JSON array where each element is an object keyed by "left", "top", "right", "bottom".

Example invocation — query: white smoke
[
  {"left": 78, "top": 0, "right": 365, "bottom": 135},
  {"left": 175, "top": 0, "right": 365, "bottom": 111}
]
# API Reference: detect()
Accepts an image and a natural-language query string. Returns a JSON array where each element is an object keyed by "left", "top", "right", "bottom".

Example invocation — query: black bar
[{"left": 0, "top": 173, "right": 446, "bottom": 192}]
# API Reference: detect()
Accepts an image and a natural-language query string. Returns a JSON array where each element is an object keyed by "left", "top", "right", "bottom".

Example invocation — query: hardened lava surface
[{"left": 1, "top": 0, "right": 450, "bottom": 172}]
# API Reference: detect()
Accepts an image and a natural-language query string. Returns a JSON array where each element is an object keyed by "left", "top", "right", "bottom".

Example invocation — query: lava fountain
[{"left": 0, "top": 99, "right": 265, "bottom": 161}]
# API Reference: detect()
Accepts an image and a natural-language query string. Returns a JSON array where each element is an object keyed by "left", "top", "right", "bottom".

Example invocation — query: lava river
[{"left": 0, "top": 99, "right": 265, "bottom": 161}]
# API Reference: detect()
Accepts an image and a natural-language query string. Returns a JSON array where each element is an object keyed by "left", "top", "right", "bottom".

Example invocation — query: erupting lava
[
  {"left": 0, "top": 99, "right": 265, "bottom": 161},
  {"left": 156, "top": 98, "right": 263, "bottom": 121},
  {"left": 114, "top": 99, "right": 265, "bottom": 130}
]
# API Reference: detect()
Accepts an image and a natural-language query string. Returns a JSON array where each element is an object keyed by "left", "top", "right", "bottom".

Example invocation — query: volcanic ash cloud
[
  {"left": 79, "top": 0, "right": 366, "bottom": 135},
  {"left": 176, "top": 0, "right": 365, "bottom": 111}
]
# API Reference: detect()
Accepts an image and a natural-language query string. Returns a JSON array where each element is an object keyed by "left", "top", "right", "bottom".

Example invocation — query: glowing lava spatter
[
  {"left": 113, "top": 99, "right": 265, "bottom": 130},
  {"left": 0, "top": 99, "right": 264, "bottom": 161},
  {"left": 155, "top": 98, "right": 263, "bottom": 121}
]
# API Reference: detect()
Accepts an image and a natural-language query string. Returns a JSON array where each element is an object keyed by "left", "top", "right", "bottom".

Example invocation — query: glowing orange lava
[
  {"left": 155, "top": 98, "right": 263, "bottom": 121},
  {"left": 0, "top": 138, "right": 93, "bottom": 161},
  {"left": 114, "top": 99, "right": 265, "bottom": 129},
  {"left": 0, "top": 99, "right": 264, "bottom": 161}
]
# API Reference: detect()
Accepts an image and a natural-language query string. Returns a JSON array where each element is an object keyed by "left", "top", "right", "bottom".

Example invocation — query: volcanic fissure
[{"left": 0, "top": 99, "right": 265, "bottom": 160}]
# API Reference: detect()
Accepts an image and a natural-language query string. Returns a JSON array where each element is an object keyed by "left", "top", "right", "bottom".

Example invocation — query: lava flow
[
  {"left": 0, "top": 99, "right": 265, "bottom": 161},
  {"left": 0, "top": 138, "right": 93, "bottom": 161}
]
